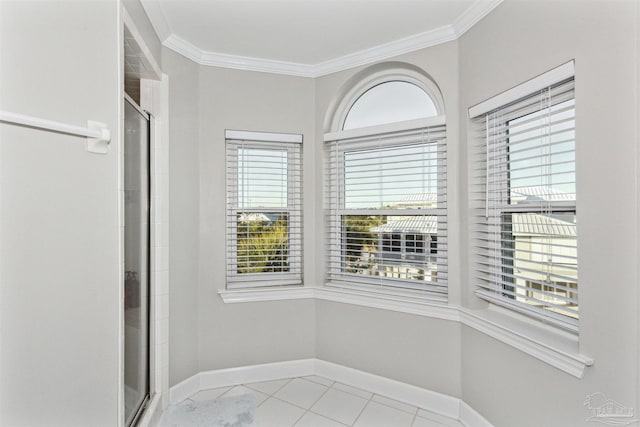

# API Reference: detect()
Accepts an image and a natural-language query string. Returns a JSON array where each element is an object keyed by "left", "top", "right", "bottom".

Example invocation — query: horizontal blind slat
[
  {"left": 472, "top": 75, "right": 578, "bottom": 331},
  {"left": 226, "top": 135, "right": 303, "bottom": 288},
  {"left": 325, "top": 124, "right": 447, "bottom": 298}
]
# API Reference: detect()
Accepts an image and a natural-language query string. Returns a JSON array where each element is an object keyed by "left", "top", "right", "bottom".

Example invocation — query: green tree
[
  {"left": 344, "top": 215, "right": 382, "bottom": 274},
  {"left": 237, "top": 216, "right": 289, "bottom": 274}
]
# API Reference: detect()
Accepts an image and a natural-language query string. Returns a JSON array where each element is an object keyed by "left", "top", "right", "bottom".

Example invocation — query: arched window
[
  {"left": 343, "top": 81, "right": 438, "bottom": 130},
  {"left": 324, "top": 65, "right": 448, "bottom": 301}
]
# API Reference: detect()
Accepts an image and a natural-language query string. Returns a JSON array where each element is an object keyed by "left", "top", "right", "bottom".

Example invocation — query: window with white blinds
[
  {"left": 469, "top": 62, "right": 578, "bottom": 332},
  {"left": 225, "top": 130, "right": 302, "bottom": 288},
  {"left": 324, "top": 117, "right": 448, "bottom": 301}
]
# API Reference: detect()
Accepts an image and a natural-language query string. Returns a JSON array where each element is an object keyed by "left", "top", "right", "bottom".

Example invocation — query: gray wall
[
  {"left": 163, "top": 49, "right": 317, "bottom": 384},
  {"left": 458, "top": 1, "right": 638, "bottom": 426},
  {"left": 163, "top": 48, "right": 201, "bottom": 385},
  {"left": 197, "top": 64, "right": 317, "bottom": 371},
  {"left": 0, "top": 1, "right": 121, "bottom": 425},
  {"left": 313, "top": 41, "right": 464, "bottom": 398}
]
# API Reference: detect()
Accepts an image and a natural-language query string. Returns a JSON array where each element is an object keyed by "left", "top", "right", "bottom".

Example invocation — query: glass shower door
[{"left": 123, "top": 98, "right": 150, "bottom": 426}]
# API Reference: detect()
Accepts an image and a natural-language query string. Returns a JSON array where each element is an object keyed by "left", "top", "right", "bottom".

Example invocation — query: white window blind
[
  {"left": 324, "top": 119, "right": 448, "bottom": 301},
  {"left": 226, "top": 131, "right": 302, "bottom": 288},
  {"left": 470, "top": 70, "right": 578, "bottom": 332}
]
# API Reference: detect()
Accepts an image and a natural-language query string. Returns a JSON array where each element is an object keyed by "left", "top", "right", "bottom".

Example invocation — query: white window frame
[
  {"left": 324, "top": 115, "right": 448, "bottom": 301},
  {"left": 469, "top": 61, "right": 578, "bottom": 332},
  {"left": 225, "top": 130, "right": 302, "bottom": 289}
]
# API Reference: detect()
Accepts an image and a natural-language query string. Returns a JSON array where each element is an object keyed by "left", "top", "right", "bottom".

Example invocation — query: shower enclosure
[{"left": 123, "top": 95, "right": 151, "bottom": 426}]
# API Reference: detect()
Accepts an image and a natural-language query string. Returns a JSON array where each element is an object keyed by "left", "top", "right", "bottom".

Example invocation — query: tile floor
[{"left": 174, "top": 375, "right": 464, "bottom": 427}]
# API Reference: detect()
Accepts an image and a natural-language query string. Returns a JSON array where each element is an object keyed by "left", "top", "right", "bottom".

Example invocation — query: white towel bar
[{"left": 0, "top": 110, "right": 111, "bottom": 154}]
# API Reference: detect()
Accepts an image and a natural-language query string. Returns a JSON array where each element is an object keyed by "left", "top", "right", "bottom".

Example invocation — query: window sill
[
  {"left": 219, "top": 285, "right": 459, "bottom": 321},
  {"left": 460, "top": 305, "right": 593, "bottom": 378},
  {"left": 218, "top": 285, "right": 593, "bottom": 378},
  {"left": 218, "top": 286, "right": 314, "bottom": 303}
]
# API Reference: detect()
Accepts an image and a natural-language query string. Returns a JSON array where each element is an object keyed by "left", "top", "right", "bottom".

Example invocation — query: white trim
[
  {"left": 452, "top": 0, "right": 504, "bottom": 36},
  {"left": 219, "top": 286, "right": 458, "bottom": 322},
  {"left": 459, "top": 401, "right": 494, "bottom": 427},
  {"left": 143, "top": 1, "right": 503, "bottom": 77},
  {"left": 161, "top": 34, "right": 203, "bottom": 64},
  {"left": 468, "top": 61, "right": 575, "bottom": 118},
  {"left": 199, "top": 359, "right": 315, "bottom": 391},
  {"left": 312, "top": 25, "right": 457, "bottom": 78},
  {"left": 324, "top": 116, "right": 446, "bottom": 142},
  {"left": 313, "top": 359, "right": 460, "bottom": 420},
  {"left": 314, "top": 286, "right": 458, "bottom": 322},
  {"left": 168, "top": 358, "right": 493, "bottom": 425},
  {"left": 164, "top": 34, "right": 318, "bottom": 77},
  {"left": 460, "top": 310, "right": 593, "bottom": 379},
  {"left": 169, "top": 359, "right": 315, "bottom": 404},
  {"left": 219, "top": 286, "right": 314, "bottom": 303},
  {"left": 201, "top": 49, "right": 316, "bottom": 78},
  {"left": 168, "top": 374, "right": 201, "bottom": 406},
  {"left": 218, "top": 286, "right": 592, "bottom": 378},
  {"left": 474, "top": 289, "right": 579, "bottom": 334},
  {"left": 225, "top": 129, "right": 302, "bottom": 143}
]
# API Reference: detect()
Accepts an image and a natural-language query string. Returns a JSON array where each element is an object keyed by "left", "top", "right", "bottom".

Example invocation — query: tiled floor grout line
[
  {"left": 305, "top": 408, "right": 351, "bottom": 426},
  {"left": 289, "top": 378, "right": 333, "bottom": 427},
  {"left": 176, "top": 376, "right": 461, "bottom": 427},
  {"left": 349, "top": 386, "right": 375, "bottom": 427},
  {"left": 410, "top": 411, "right": 419, "bottom": 427},
  {"left": 244, "top": 377, "right": 293, "bottom": 407},
  {"left": 371, "top": 393, "right": 421, "bottom": 417},
  {"left": 320, "top": 379, "right": 373, "bottom": 426}
]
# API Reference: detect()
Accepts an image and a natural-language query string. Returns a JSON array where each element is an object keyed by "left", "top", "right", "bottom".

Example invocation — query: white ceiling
[{"left": 141, "top": 0, "right": 502, "bottom": 77}]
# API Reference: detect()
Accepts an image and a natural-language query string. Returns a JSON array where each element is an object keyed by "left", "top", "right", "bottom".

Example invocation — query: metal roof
[
  {"left": 511, "top": 186, "right": 575, "bottom": 202},
  {"left": 512, "top": 213, "right": 576, "bottom": 237},
  {"left": 368, "top": 211, "right": 575, "bottom": 238},
  {"left": 370, "top": 216, "right": 438, "bottom": 234},
  {"left": 395, "top": 192, "right": 438, "bottom": 206},
  {"left": 238, "top": 212, "right": 282, "bottom": 223}
]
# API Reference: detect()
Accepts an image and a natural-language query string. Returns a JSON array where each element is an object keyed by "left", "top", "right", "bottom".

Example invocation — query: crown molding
[
  {"left": 164, "top": 34, "right": 317, "bottom": 77},
  {"left": 312, "top": 24, "right": 457, "bottom": 77},
  {"left": 151, "top": 0, "right": 504, "bottom": 78},
  {"left": 452, "top": 0, "right": 504, "bottom": 36}
]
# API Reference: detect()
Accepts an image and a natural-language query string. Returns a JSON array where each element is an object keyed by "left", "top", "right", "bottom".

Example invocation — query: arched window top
[{"left": 343, "top": 81, "right": 438, "bottom": 130}]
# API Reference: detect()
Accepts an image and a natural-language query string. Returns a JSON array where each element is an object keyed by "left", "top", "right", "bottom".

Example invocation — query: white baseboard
[
  {"left": 313, "top": 359, "right": 460, "bottom": 420},
  {"left": 168, "top": 358, "right": 493, "bottom": 426},
  {"left": 169, "top": 374, "right": 201, "bottom": 406},
  {"left": 199, "top": 359, "right": 316, "bottom": 391},
  {"left": 169, "top": 359, "right": 316, "bottom": 405}
]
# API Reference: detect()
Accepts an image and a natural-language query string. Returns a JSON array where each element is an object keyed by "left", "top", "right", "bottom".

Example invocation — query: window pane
[
  {"left": 237, "top": 213, "right": 289, "bottom": 274},
  {"left": 343, "top": 81, "right": 438, "bottom": 130},
  {"left": 344, "top": 143, "right": 439, "bottom": 209},
  {"left": 502, "top": 212, "right": 578, "bottom": 319},
  {"left": 227, "top": 135, "right": 302, "bottom": 288},
  {"left": 342, "top": 215, "right": 440, "bottom": 284},
  {"left": 238, "top": 147, "right": 288, "bottom": 209},
  {"left": 508, "top": 99, "right": 575, "bottom": 204}
]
